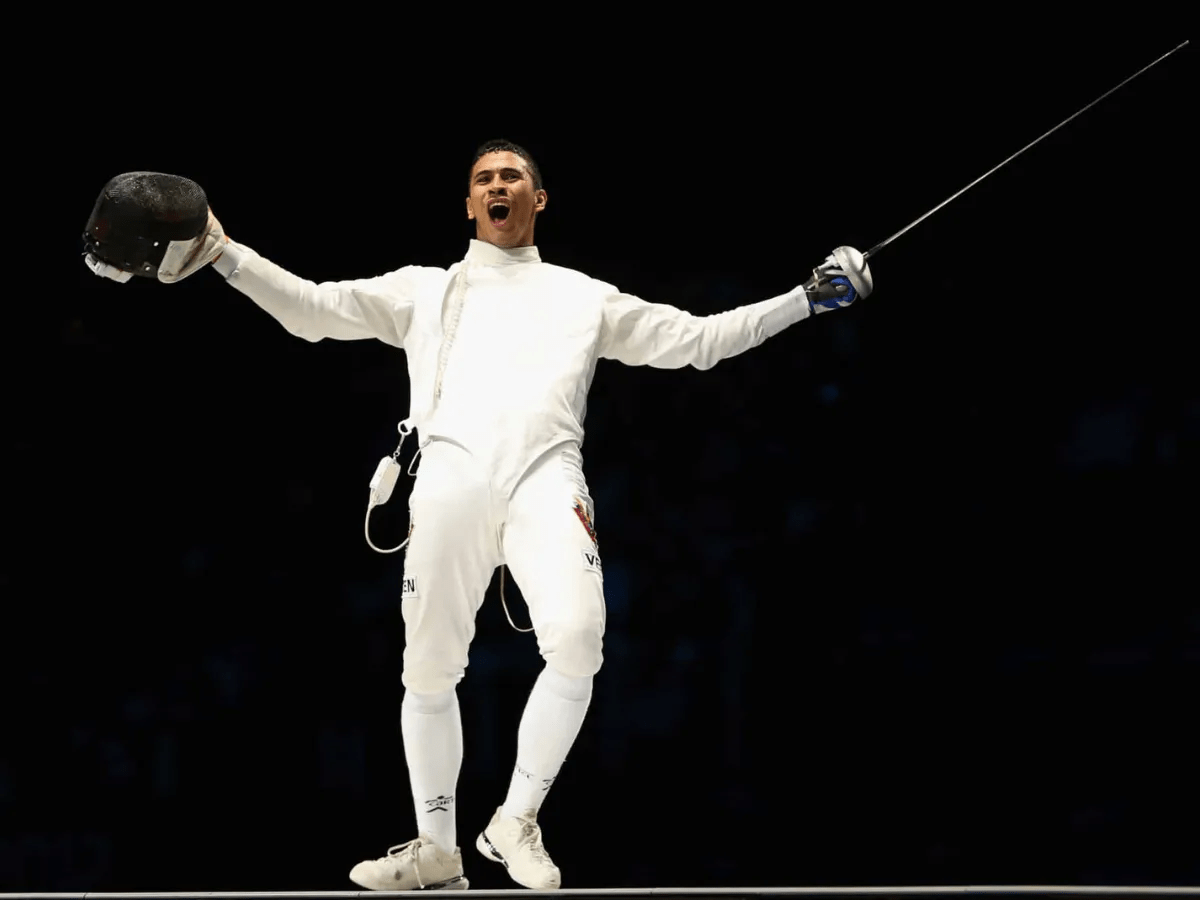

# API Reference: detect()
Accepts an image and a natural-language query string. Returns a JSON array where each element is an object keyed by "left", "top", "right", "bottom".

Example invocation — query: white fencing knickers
[{"left": 399, "top": 438, "right": 606, "bottom": 694}]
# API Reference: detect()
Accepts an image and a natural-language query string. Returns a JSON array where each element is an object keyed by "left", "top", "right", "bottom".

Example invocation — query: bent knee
[
  {"left": 402, "top": 668, "right": 463, "bottom": 695},
  {"left": 402, "top": 686, "right": 456, "bottom": 713},
  {"left": 402, "top": 655, "right": 467, "bottom": 695},
  {"left": 538, "top": 621, "right": 604, "bottom": 678}
]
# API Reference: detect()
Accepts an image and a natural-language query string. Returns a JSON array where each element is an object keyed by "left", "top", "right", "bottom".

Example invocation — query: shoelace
[
  {"left": 383, "top": 839, "right": 427, "bottom": 889},
  {"left": 517, "top": 818, "right": 553, "bottom": 865}
]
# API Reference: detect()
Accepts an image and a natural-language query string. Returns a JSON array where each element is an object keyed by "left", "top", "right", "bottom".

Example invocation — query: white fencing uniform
[{"left": 213, "top": 238, "right": 813, "bottom": 691}]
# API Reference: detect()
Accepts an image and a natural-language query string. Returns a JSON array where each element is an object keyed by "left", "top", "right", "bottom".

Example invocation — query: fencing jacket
[{"left": 214, "top": 238, "right": 813, "bottom": 498}]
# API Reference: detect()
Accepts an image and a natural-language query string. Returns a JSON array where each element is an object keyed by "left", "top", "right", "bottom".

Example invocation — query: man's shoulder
[
  {"left": 538, "top": 261, "right": 617, "bottom": 294},
  {"left": 377, "top": 262, "right": 452, "bottom": 288},
  {"left": 389, "top": 262, "right": 452, "bottom": 277}
]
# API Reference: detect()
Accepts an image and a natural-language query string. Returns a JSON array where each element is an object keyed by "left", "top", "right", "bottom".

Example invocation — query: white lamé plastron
[{"left": 832, "top": 245, "right": 873, "bottom": 300}]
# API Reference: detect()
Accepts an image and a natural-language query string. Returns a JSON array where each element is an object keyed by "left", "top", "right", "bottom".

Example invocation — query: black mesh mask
[{"left": 83, "top": 172, "right": 209, "bottom": 279}]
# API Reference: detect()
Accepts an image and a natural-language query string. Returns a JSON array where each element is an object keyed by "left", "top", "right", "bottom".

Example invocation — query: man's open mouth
[{"left": 488, "top": 201, "right": 511, "bottom": 224}]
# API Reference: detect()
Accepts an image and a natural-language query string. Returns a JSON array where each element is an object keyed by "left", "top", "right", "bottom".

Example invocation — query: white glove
[
  {"left": 157, "top": 209, "right": 229, "bottom": 283},
  {"left": 804, "top": 245, "right": 873, "bottom": 314}
]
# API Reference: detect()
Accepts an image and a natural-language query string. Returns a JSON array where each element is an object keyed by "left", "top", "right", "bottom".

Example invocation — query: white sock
[
  {"left": 401, "top": 688, "right": 462, "bottom": 854},
  {"left": 501, "top": 667, "right": 593, "bottom": 820}
]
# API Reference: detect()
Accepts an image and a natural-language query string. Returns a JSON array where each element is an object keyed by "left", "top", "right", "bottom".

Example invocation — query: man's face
[{"left": 466, "top": 150, "right": 547, "bottom": 248}]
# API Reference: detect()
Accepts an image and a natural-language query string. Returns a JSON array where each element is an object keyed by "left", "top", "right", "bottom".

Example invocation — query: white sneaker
[
  {"left": 348, "top": 836, "right": 469, "bottom": 890},
  {"left": 476, "top": 807, "right": 561, "bottom": 890}
]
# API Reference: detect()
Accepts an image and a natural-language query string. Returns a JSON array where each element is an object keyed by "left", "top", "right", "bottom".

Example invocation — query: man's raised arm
[
  {"left": 598, "top": 246, "right": 872, "bottom": 369},
  {"left": 81, "top": 172, "right": 416, "bottom": 349},
  {"left": 213, "top": 234, "right": 416, "bottom": 349}
]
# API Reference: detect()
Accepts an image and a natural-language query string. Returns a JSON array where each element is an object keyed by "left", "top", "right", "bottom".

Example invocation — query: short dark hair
[{"left": 469, "top": 139, "right": 543, "bottom": 192}]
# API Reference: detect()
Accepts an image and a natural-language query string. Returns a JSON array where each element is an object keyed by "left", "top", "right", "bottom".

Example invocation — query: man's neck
[{"left": 466, "top": 239, "right": 541, "bottom": 265}]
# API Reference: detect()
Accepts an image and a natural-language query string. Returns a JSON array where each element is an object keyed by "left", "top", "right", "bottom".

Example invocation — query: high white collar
[{"left": 464, "top": 239, "right": 541, "bottom": 266}]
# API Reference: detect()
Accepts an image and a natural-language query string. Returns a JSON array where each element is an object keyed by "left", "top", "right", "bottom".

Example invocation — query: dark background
[{"left": 2, "top": 24, "right": 1195, "bottom": 892}]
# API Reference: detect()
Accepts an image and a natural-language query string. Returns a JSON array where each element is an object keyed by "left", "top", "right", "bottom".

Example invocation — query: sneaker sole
[
  {"left": 476, "top": 832, "right": 507, "bottom": 868},
  {"left": 476, "top": 832, "right": 560, "bottom": 890},
  {"left": 350, "top": 874, "right": 469, "bottom": 891}
]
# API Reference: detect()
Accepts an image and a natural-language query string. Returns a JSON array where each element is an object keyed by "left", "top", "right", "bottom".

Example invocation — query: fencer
[{"left": 82, "top": 142, "right": 872, "bottom": 890}]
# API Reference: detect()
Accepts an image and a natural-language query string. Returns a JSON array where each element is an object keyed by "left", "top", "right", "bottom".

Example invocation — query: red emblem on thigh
[{"left": 572, "top": 498, "right": 598, "bottom": 547}]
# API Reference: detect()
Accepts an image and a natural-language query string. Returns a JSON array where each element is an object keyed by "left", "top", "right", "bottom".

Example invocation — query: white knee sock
[
  {"left": 501, "top": 667, "right": 593, "bottom": 820},
  {"left": 401, "top": 688, "right": 462, "bottom": 853}
]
